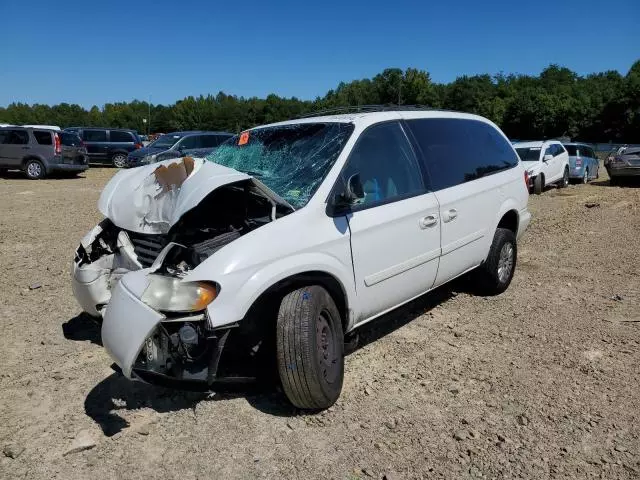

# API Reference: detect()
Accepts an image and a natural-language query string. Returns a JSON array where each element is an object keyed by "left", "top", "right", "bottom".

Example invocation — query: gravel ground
[{"left": 0, "top": 166, "right": 638, "bottom": 479}]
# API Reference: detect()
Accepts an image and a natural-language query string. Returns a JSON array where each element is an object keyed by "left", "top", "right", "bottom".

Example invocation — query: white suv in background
[
  {"left": 72, "top": 109, "right": 531, "bottom": 409},
  {"left": 513, "top": 140, "right": 570, "bottom": 194}
]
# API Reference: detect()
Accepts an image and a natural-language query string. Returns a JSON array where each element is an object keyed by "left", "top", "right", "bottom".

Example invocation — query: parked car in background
[
  {"left": 64, "top": 127, "right": 143, "bottom": 167},
  {"left": 0, "top": 127, "right": 88, "bottom": 179},
  {"left": 513, "top": 140, "right": 570, "bottom": 194},
  {"left": 72, "top": 109, "right": 530, "bottom": 409},
  {"left": 564, "top": 143, "right": 599, "bottom": 184},
  {"left": 606, "top": 146, "right": 640, "bottom": 185},
  {"left": 125, "top": 131, "right": 233, "bottom": 167}
]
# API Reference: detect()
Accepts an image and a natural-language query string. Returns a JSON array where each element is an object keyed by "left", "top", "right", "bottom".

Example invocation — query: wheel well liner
[
  {"left": 245, "top": 271, "right": 349, "bottom": 331},
  {"left": 497, "top": 209, "right": 519, "bottom": 235}
]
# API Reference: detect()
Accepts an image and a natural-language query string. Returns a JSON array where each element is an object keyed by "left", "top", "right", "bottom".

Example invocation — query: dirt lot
[{"left": 0, "top": 167, "right": 638, "bottom": 479}]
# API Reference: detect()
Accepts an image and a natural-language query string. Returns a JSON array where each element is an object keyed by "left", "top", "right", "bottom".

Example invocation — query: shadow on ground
[
  {"left": 592, "top": 178, "right": 640, "bottom": 188},
  {"left": 83, "top": 277, "right": 469, "bottom": 431},
  {"left": 62, "top": 313, "right": 102, "bottom": 346}
]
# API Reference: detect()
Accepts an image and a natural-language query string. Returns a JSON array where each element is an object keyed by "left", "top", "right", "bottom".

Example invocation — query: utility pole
[{"left": 148, "top": 95, "right": 151, "bottom": 135}]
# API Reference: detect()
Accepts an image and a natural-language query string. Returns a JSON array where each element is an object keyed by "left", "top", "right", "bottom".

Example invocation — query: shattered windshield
[
  {"left": 516, "top": 147, "right": 541, "bottom": 162},
  {"left": 206, "top": 122, "right": 354, "bottom": 208}
]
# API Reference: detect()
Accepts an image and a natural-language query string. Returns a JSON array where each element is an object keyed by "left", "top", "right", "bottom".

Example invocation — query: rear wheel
[
  {"left": 474, "top": 228, "right": 517, "bottom": 296},
  {"left": 276, "top": 285, "right": 344, "bottom": 410},
  {"left": 111, "top": 153, "right": 127, "bottom": 168},
  {"left": 582, "top": 168, "right": 589, "bottom": 184},
  {"left": 559, "top": 167, "right": 569, "bottom": 188},
  {"left": 24, "top": 159, "right": 45, "bottom": 179}
]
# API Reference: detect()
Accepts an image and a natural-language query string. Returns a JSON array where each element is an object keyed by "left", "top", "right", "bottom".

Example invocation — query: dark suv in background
[
  {"left": 125, "top": 130, "right": 233, "bottom": 167},
  {"left": 0, "top": 127, "right": 88, "bottom": 179},
  {"left": 64, "top": 127, "right": 143, "bottom": 167}
]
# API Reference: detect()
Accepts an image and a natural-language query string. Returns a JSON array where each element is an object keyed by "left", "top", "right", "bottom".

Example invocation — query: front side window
[
  {"left": 544, "top": 146, "right": 553, "bottom": 158},
  {"left": 407, "top": 118, "right": 518, "bottom": 191},
  {"left": 553, "top": 144, "right": 565, "bottom": 157},
  {"left": 1, "top": 129, "right": 29, "bottom": 144},
  {"left": 110, "top": 130, "right": 133, "bottom": 143},
  {"left": 33, "top": 130, "right": 52, "bottom": 145},
  {"left": 82, "top": 130, "right": 107, "bottom": 142},
  {"left": 149, "top": 134, "right": 182, "bottom": 149},
  {"left": 342, "top": 122, "right": 424, "bottom": 206},
  {"left": 207, "top": 122, "right": 354, "bottom": 208},
  {"left": 179, "top": 135, "right": 200, "bottom": 150}
]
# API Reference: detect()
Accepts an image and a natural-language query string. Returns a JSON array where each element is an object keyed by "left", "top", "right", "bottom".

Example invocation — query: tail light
[
  {"left": 524, "top": 170, "right": 529, "bottom": 189},
  {"left": 134, "top": 143, "right": 143, "bottom": 149},
  {"left": 575, "top": 158, "right": 582, "bottom": 167},
  {"left": 54, "top": 133, "right": 62, "bottom": 155}
]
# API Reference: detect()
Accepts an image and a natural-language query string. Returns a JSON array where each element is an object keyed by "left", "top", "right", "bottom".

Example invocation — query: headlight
[{"left": 141, "top": 275, "right": 217, "bottom": 313}]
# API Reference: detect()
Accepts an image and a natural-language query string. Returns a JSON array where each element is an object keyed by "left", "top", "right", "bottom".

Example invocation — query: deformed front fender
[{"left": 185, "top": 252, "right": 356, "bottom": 331}]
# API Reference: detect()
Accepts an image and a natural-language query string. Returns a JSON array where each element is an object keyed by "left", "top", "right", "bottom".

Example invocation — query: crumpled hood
[{"left": 98, "top": 157, "right": 294, "bottom": 234}]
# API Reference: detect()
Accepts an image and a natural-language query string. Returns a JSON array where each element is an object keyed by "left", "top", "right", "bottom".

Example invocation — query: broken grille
[{"left": 126, "top": 231, "right": 169, "bottom": 267}]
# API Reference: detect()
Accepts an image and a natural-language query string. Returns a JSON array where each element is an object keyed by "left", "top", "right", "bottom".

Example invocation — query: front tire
[
  {"left": 533, "top": 175, "right": 543, "bottom": 195},
  {"left": 277, "top": 285, "right": 344, "bottom": 410},
  {"left": 474, "top": 228, "right": 517, "bottom": 296},
  {"left": 111, "top": 153, "right": 127, "bottom": 168},
  {"left": 24, "top": 159, "right": 45, "bottom": 179}
]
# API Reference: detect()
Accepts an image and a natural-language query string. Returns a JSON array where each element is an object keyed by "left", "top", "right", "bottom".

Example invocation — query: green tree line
[{"left": 1, "top": 61, "right": 638, "bottom": 142}]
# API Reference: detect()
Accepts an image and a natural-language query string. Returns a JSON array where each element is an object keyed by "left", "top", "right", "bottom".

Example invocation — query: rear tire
[
  {"left": 559, "top": 167, "right": 569, "bottom": 188},
  {"left": 111, "top": 153, "right": 127, "bottom": 168},
  {"left": 474, "top": 228, "right": 517, "bottom": 296},
  {"left": 533, "top": 175, "right": 543, "bottom": 195},
  {"left": 582, "top": 168, "right": 589, "bottom": 184},
  {"left": 276, "top": 285, "right": 344, "bottom": 410},
  {"left": 24, "top": 159, "right": 45, "bottom": 179}
]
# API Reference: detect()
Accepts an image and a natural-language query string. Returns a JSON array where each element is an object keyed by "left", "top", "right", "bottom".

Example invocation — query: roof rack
[{"left": 296, "top": 104, "right": 445, "bottom": 119}]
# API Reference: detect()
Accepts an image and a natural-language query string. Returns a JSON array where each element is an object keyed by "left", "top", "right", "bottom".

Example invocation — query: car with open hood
[
  {"left": 71, "top": 109, "right": 531, "bottom": 409},
  {"left": 605, "top": 146, "right": 640, "bottom": 185},
  {"left": 514, "top": 140, "right": 570, "bottom": 194}
]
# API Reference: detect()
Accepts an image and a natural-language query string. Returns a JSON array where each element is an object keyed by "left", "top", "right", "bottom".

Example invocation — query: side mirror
[
  {"left": 344, "top": 173, "right": 364, "bottom": 203},
  {"left": 327, "top": 173, "right": 365, "bottom": 217},
  {"left": 543, "top": 154, "right": 553, "bottom": 162}
]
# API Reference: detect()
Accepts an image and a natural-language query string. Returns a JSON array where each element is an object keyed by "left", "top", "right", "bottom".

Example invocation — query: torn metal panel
[{"left": 98, "top": 156, "right": 293, "bottom": 235}]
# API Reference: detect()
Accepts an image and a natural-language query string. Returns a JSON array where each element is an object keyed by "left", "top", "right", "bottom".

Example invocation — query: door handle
[
  {"left": 443, "top": 209, "right": 458, "bottom": 223},
  {"left": 419, "top": 214, "right": 438, "bottom": 229}
]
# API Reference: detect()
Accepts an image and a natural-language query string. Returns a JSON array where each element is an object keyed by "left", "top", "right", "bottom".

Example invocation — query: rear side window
[
  {"left": 110, "top": 130, "right": 134, "bottom": 143},
  {"left": 82, "top": 130, "right": 107, "bottom": 142},
  {"left": 1, "top": 129, "right": 29, "bottom": 144},
  {"left": 33, "top": 130, "right": 53, "bottom": 145},
  {"left": 406, "top": 118, "right": 519, "bottom": 191},
  {"left": 342, "top": 121, "right": 424, "bottom": 207},
  {"left": 61, "top": 132, "right": 82, "bottom": 146}
]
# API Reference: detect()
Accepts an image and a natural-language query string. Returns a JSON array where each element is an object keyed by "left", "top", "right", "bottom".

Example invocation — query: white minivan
[{"left": 72, "top": 109, "right": 531, "bottom": 409}]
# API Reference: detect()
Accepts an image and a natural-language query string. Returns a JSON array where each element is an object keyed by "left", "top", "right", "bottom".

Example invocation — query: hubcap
[
  {"left": 316, "top": 311, "right": 338, "bottom": 384},
  {"left": 27, "top": 162, "right": 41, "bottom": 178},
  {"left": 113, "top": 155, "right": 126, "bottom": 168},
  {"left": 497, "top": 243, "right": 514, "bottom": 283}
]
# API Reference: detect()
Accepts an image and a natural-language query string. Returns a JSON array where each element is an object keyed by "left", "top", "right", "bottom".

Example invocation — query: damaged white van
[{"left": 72, "top": 110, "right": 531, "bottom": 409}]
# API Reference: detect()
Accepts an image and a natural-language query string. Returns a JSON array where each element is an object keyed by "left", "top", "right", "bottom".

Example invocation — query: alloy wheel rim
[
  {"left": 316, "top": 310, "right": 338, "bottom": 384},
  {"left": 114, "top": 155, "right": 126, "bottom": 168},
  {"left": 27, "top": 162, "right": 41, "bottom": 178},
  {"left": 497, "top": 243, "right": 514, "bottom": 283}
]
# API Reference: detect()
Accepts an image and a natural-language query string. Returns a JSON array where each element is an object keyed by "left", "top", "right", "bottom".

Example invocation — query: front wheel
[
  {"left": 559, "top": 167, "right": 569, "bottom": 188},
  {"left": 111, "top": 153, "right": 127, "bottom": 168},
  {"left": 277, "top": 285, "right": 344, "bottom": 410},
  {"left": 474, "top": 228, "right": 517, "bottom": 296},
  {"left": 25, "top": 159, "right": 45, "bottom": 179}
]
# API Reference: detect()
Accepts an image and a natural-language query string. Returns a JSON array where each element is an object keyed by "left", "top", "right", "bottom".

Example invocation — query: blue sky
[{"left": 1, "top": 0, "right": 638, "bottom": 107}]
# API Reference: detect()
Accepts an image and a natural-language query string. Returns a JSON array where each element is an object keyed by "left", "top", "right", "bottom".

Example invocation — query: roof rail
[{"left": 296, "top": 104, "right": 445, "bottom": 119}]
